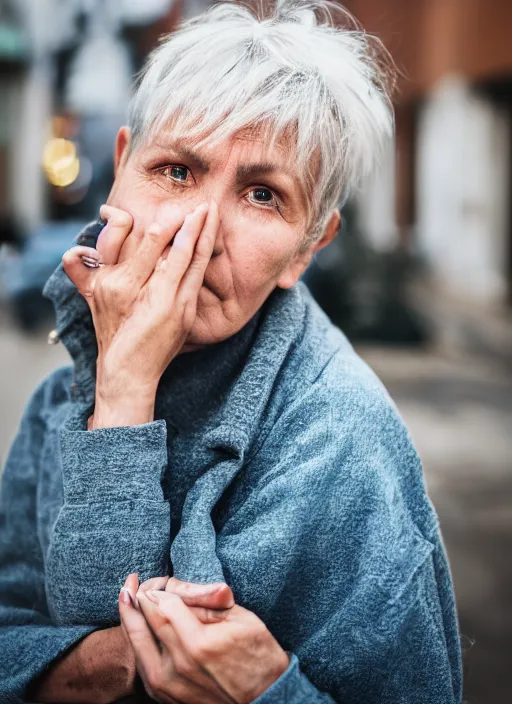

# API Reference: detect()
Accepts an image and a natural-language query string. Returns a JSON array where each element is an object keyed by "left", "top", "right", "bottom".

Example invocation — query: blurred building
[
  {"left": 0, "top": 1, "right": 29, "bottom": 237},
  {"left": 0, "top": 0, "right": 197, "bottom": 236},
  {"left": 346, "top": 0, "right": 512, "bottom": 309}
]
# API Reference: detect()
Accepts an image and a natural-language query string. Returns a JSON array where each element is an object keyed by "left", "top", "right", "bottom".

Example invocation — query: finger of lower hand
[
  {"left": 98, "top": 205, "right": 134, "bottom": 265},
  {"left": 188, "top": 606, "right": 231, "bottom": 623},
  {"left": 119, "top": 588, "right": 162, "bottom": 677},
  {"left": 145, "top": 607, "right": 235, "bottom": 704},
  {"left": 139, "top": 576, "right": 170, "bottom": 594},
  {"left": 144, "top": 592, "right": 203, "bottom": 648},
  {"left": 166, "top": 578, "right": 235, "bottom": 609},
  {"left": 137, "top": 593, "right": 236, "bottom": 704}
]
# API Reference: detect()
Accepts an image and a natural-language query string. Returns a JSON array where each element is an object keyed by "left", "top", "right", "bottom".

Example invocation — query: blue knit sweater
[{"left": 0, "top": 222, "right": 462, "bottom": 703}]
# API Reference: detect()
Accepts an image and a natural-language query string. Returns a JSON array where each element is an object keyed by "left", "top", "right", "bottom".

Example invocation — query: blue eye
[
  {"left": 251, "top": 188, "right": 273, "bottom": 202},
  {"left": 162, "top": 165, "right": 189, "bottom": 182}
]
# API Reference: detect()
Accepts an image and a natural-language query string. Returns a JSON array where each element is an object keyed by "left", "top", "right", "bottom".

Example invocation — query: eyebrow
[
  {"left": 151, "top": 141, "right": 210, "bottom": 173},
  {"left": 234, "top": 162, "right": 294, "bottom": 190}
]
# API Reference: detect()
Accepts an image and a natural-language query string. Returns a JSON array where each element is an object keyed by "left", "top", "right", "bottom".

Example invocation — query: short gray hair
[{"left": 129, "top": 1, "right": 395, "bottom": 245}]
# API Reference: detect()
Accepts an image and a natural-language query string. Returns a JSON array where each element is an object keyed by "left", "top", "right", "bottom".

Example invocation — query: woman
[{"left": 0, "top": 2, "right": 462, "bottom": 703}]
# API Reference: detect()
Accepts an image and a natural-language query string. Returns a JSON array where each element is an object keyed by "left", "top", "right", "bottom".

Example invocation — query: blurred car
[{"left": 0, "top": 220, "right": 87, "bottom": 331}]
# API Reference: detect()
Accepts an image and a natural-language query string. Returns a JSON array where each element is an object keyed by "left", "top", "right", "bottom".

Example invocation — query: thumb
[
  {"left": 61, "top": 245, "right": 103, "bottom": 297},
  {"left": 165, "top": 577, "right": 235, "bottom": 609}
]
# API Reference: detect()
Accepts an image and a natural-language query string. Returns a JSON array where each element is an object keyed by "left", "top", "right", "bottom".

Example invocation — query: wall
[{"left": 416, "top": 77, "right": 510, "bottom": 302}]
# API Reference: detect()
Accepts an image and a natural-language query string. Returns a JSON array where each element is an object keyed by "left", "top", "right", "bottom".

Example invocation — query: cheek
[
  {"left": 107, "top": 173, "right": 177, "bottom": 262},
  {"left": 226, "top": 215, "right": 297, "bottom": 291}
]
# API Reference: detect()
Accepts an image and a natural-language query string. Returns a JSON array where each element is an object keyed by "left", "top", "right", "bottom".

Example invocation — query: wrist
[
  {"left": 92, "top": 390, "right": 156, "bottom": 429},
  {"left": 94, "top": 361, "right": 157, "bottom": 429},
  {"left": 29, "top": 627, "right": 136, "bottom": 704},
  {"left": 82, "top": 627, "right": 136, "bottom": 702}
]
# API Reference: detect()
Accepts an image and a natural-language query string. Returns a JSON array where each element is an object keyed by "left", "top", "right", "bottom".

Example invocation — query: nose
[
  {"left": 198, "top": 187, "right": 226, "bottom": 258},
  {"left": 211, "top": 205, "right": 225, "bottom": 258},
  {"left": 154, "top": 188, "right": 226, "bottom": 258}
]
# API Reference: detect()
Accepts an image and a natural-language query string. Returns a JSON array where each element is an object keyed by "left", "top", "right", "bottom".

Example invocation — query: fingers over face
[
  {"left": 161, "top": 203, "right": 208, "bottom": 288},
  {"left": 98, "top": 204, "right": 134, "bottom": 265},
  {"left": 175, "top": 199, "right": 219, "bottom": 299},
  {"left": 140, "top": 202, "right": 209, "bottom": 288}
]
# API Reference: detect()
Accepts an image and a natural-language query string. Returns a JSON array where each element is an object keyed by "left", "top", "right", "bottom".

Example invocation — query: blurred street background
[{"left": 0, "top": 1, "right": 511, "bottom": 702}]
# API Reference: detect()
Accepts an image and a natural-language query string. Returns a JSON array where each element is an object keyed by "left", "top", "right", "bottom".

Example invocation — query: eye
[
  {"left": 161, "top": 165, "right": 191, "bottom": 183},
  {"left": 247, "top": 187, "right": 277, "bottom": 207}
]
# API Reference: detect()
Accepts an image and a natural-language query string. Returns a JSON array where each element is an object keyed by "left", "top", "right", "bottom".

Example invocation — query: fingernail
[
  {"left": 120, "top": 587, "right": 132, "bottom": 605},
  {"left": 99, "top": 204, "right": 111, "bottom": 220},
  {"left": 144, "top": 590, "right": 161, "bottom": 604}
]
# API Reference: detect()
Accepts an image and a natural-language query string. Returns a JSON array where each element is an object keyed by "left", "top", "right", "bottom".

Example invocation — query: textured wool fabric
[{"left": 0, "top": 221, "right": 462, "bottom": 703}]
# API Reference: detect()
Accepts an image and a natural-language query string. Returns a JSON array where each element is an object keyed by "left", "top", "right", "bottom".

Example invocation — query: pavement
[{"left": 0, "top": 309, "right": 511, "bottom": 703}]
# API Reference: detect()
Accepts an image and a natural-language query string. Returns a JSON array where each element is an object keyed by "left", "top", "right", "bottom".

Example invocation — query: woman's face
[{"left": 107, "top": 126, "right": 338, "bottom": 351}]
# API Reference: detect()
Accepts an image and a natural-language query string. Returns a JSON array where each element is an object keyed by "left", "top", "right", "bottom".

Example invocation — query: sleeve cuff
[
  {"left": 251, "top": 654, "right": 329, "bottom": 704},
  {"left": 2, "top": 625, "right": 97, "bottom": 703},
  {"left": 60, "top": 409, "right": 168, "bottom": 503}
]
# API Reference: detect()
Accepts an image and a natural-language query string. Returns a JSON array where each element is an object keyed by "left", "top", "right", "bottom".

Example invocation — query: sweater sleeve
[
  {"left": 45, "top": 407, "right": 171, "bottom": 625},
  {"left": 252, "top": 655, "right": 335, "bottom": 703},
  {"left": 0, "top": 379, "right": 95, "bottom": 703},
  {"left": 0, "top": 374, "right": 172, "bottom": 703}
]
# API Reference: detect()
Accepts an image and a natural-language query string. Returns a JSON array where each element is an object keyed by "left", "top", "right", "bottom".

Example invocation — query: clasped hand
[{"left": 119, "top": 574, "right": 290, "bottom": 704}]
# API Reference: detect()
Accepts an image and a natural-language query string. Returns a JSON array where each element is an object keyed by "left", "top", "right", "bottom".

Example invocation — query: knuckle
[
  {"left": 188, "top": 258, "right": 206, "bottom": 273},
  {"left": 251, "top": 617, "right": 269, "bottom": 639},
  {"left": 165, "top": 577, "right": 180, "bottom": 593},
  {"left": 187, "top": 638, "right": 208, "bottom": 663},
  {"left": 104, "top": 275, "right": 127, "bottom": 296},
  {"left": 61, "top": 249, "right": 76, "bottom": 268},
  {"left": 173, "top": 658, "right": 194, "bottom": 679},
  {"left": 147, "top": 225, "right": 162, "bottom": 242},
  {"left": 146, "top": 671, "right": 162, "bottom": 695},
  {"left": 111, "top": 210, "right": 133, "bottom": 229}
]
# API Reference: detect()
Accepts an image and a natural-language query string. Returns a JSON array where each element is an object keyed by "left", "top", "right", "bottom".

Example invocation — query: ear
[
  {"left": 114, "top": 126, "right": 131, "bottom": 174},
  {"left": 277, "top": 209, "right": 341, "bottom": 290}
]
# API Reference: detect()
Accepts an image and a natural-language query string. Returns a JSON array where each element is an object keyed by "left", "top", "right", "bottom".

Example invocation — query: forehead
[{"left": 146, "top": 125, "right": 299, "bottom": 172}]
